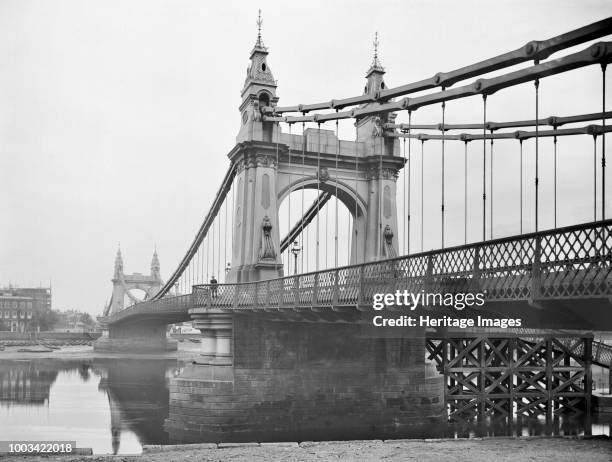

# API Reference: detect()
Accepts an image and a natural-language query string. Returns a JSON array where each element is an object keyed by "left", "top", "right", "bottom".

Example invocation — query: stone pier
[
  {"left": 94, "top": 321, "right": 178, "bottom": 352},
  {"left": 190, "top": 310, "right": 233, "bottom": 365},
  {"left": 165, "top": 315, "right": 444, "bottom": 443}
]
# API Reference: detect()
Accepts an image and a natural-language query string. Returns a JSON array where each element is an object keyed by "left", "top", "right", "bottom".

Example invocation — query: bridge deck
[
  {"left": 100, "top": 220, "right": 611, "bottom": 328},
  {"left": 193, "top": 219, "right": 611, "bottom": 310}
]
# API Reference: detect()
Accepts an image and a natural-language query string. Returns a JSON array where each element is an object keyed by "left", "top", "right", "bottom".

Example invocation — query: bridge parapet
[
  {"left": 100, "top": 294, "right": 193, "bottom": 326},
  {"left": 192, "top": 219, "right": 612, "bottom": 313},
  {"left": 94, "top": 294, "right": 193, "bottom": 352}
]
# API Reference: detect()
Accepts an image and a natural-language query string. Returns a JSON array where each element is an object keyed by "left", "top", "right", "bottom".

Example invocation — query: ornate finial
[
  {"left": 255, "top": 9, "right": 264, "bottom": 47},
  {"left": 371, "top": 31, "right": 382, "bottom": 68},
  {"left": 367, "top": 31, "right": 384, "bottom": 76},
  {"left": 373, "top": 31, "right": 379, "bottom": 61},
  {"left": 257, "top": 9, "right": 262, "bottom": 36}
]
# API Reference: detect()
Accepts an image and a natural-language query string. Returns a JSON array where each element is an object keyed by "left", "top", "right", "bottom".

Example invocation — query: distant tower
[
  {"left": 114, "top": 247, "right": 124, "bottom": 279},
  {"left": 105, "top": 247, "right": 164, "bottom": 315},
  {"left": 151, "top": 248, "right": 161, "bottom": 281},
  {"left": 109, "top": 247, "right": 125, "bottom": 315}
]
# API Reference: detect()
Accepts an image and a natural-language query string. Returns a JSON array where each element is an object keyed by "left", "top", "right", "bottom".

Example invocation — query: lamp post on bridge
[
  {"left": 224, "top": 262, "right": 230, "bottom": 283},
  {"left": 291, "top": 241, "right": 301, "bottom": 276}
]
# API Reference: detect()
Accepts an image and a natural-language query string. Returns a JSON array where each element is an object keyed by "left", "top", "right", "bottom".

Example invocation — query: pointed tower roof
[
  {"left": 242, "top": 9, "right": 276, "bottom": 97},
  {"left": 113, "top": 245, "right": 123, "bottom": 279},
  {"left": 151, "top": 248, "right": 160, "bottom": 272},
  {"left": 150, "top": 247, "right": 161, "bottom": 281},
  {"left": 363, "top": 32, "right": 387, "bottom": 98},
  {"left": 115, "top": 245, "right": 122, "bottom": 265}
]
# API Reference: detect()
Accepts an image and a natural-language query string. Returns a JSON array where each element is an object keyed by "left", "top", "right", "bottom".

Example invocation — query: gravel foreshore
[{"left": 2, "top": 437, "right": 611, "bottom": 462}]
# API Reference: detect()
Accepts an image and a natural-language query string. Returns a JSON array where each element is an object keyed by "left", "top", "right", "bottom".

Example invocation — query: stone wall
[{"left": 166, "top": 315, "right": 445, "bottom": 443}]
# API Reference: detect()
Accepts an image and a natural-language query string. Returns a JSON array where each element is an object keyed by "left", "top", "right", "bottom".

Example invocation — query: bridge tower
[
  {"left": 228, "top": 24, "right": 403, "bottom": 283},
  {"left": 107, "top": 247, "right": 163, "bottom": 315},
  {"left": 353, "top": 31, "right": 402, "bottom": 261},
  {"left": 228, "top": 12, "right": 283, "bottom": 283},
  {"left": 96, "top": 247, "right": 178, "bottom": 353}
]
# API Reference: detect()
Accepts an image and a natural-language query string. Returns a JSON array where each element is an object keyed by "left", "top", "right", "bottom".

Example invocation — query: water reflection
[
  {"left": 97, "top": 359, "right": 174, "bottom": 452},
  {"left": 0, "top": 362, "right": 59, "bottom": 405},
  {"left": 0, "top": 358, "right": 607, "bottom": 455},
  {"left": 0, "top": 358, "right": 180, "bottom": 455},
  {"left": 447, "top": 415, "right": 598, "bottom": 438}
]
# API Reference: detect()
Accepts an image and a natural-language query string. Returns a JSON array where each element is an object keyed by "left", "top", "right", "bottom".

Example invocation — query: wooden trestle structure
[{"left": 426, "top": 333, "right": 593, "bottom": 425}]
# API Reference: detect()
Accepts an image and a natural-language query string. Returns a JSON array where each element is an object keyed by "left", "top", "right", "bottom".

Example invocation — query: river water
[{"left": 0, "top": 357, "right": 608, "bottom": 455}]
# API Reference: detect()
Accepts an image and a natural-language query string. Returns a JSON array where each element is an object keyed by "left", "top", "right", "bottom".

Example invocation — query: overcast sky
[{"left": 1, "top": 0, "right": 611, "bottom": 314}]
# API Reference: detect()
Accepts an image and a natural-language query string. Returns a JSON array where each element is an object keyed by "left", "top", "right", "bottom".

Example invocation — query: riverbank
[
  {"left": 0, "top": 339, "right": 201, "bottom": 361},
  {"left": 1, "top": 437, "right": 611, "bottom": 461}
]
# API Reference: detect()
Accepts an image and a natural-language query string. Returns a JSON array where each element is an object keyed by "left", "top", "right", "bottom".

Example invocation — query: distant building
[
  {"left": 0, "top": 295, "right": 33, "bottom": 332},
  {"left": 0, "top": 286, "right": 51, "bottom": 332},
  {"left": 12, "top": 287, "right": 52, "bottom": 312},
  {"left": 52, "top": 311, "right": 92, "bottom": 333}
]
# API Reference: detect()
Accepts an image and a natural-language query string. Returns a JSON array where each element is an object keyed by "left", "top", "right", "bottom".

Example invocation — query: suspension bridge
[{"left": 96, "top": 16, "right": 612, "bottom": 431}]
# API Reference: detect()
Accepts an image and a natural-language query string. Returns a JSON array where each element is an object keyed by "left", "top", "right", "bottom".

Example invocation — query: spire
[
  {"left": 239, "top": 9, "right": 277, "bottom": 113},
  {"left": 237, "top": 9, "right": 279, "bottom": 143},
  {"left": 366, "top": 31, "right": 385, "bottom": 77},
  {"left": 245, "top": 9, "right": 274, "bottom": 82},
  {"left": 113, "top": 245, "right": 123, "bottom": 279}
]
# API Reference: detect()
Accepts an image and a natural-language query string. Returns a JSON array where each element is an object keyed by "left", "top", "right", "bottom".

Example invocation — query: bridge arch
[
  {"left": 277, "top": 177, "right": 367, "bottom": 269},
  {"left": 277, "top": 176, "right": 367, "bottom": 221}
]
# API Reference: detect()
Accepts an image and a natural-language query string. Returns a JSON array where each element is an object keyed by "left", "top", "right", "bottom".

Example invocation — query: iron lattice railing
[
  {"left": 512, "top": 328, "right": 612, "bottom": 368},
  {"left": 99, "top": 294, "right": 192, "bottom": 325},
  {"left": 193, "top": 219, "right": 612, "bottom": 310},
  {"left": 558, "top": 337, "right": 612, "bottom": 368},
  {"left": 592, "top": 339, "right": 612, "bottom": 367},
  {"left": 100, "top": 220, "right": 611, "bottom": 325}
]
